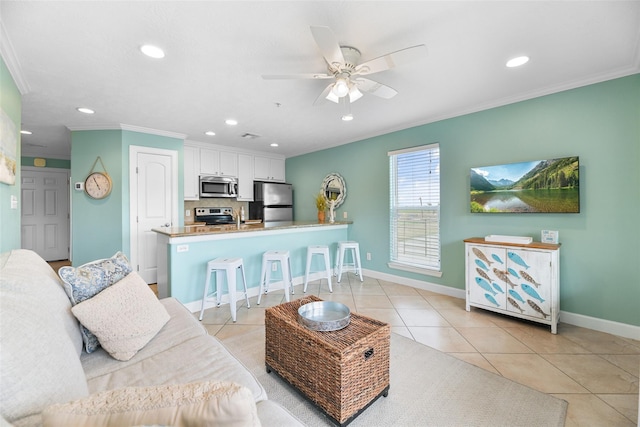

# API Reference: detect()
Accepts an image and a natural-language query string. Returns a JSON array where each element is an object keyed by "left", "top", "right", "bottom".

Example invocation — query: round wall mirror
[{"left": 321, "top": 173, "right": 347, "bottom": 208}]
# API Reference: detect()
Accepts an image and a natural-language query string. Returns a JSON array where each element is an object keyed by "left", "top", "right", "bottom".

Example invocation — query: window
[{"left": 388, "top": 143, "right": 440, "bottom": 275}]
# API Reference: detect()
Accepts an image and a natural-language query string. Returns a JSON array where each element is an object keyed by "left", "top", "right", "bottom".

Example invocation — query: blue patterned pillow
[{"left": 59, "top": 252, "right": 133, "bottom": 353}]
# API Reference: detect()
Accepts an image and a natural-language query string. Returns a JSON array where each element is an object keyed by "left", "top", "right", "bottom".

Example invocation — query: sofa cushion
[
  {"left": 42, "top": 381, "right": 260, "bottom": 427},
  {"left": 0, "top": 250, "right": 89, "bottom": 423},
  {"left": 71, "top": 272, "right": 170, "bottom": 361},
  {"left": 83, "top": 299, "right": 267, "bottom": 403},
  {"left": 59, "top": 251, "right": 133, "bottom": 353}
]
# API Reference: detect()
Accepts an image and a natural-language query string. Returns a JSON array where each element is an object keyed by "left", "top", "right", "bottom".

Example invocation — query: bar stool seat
[
  {"left": 258, "top": 250, "right": 294, "bottom": 304},
  {"left": 303, "top": 245, "right": 333, "bottom": 293},
  {"left": 199, "top": 257, "right": 250, "bottom": 322},
  {"left": 335, "top": 241, "right": 364, "bottom": 283}
]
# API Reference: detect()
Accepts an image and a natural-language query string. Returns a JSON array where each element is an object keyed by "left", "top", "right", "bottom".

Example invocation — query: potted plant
[{"left": 315, "top": 192, "right": 327, "bottom": 223}]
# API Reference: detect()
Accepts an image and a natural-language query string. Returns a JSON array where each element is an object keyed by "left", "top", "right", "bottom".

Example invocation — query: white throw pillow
[
  {"left": 42, "top": 381, "right": 261, "bottom": 427},
  {"left": 71, "top": 272, "right": 169, "bottom": 361}
]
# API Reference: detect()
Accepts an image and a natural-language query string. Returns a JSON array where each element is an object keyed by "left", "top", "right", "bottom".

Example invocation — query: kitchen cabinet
[
  {"left": 183, "top": 145, "right": 199, "bottom": 200},
  {"left": 200, "top": 148, "right": 238, "bottom": 178},
  {"left": 464, "top": 238, "right": 560, "bottom": 333},
  {"left": 237, "top": 154, "right": 254, "bottom": 201},
  {"left": 254, "top": 156, "right": 285, "bottom": 182}
]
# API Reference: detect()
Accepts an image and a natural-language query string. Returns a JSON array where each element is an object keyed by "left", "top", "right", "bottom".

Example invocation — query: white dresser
[{"left": 464, "top": 237, "right": 561, "bottom": 333}]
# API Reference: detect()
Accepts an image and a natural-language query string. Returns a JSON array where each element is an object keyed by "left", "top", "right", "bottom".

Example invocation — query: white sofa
[{"left": 0, "top": 249, "right": 302, "bottom": 426}]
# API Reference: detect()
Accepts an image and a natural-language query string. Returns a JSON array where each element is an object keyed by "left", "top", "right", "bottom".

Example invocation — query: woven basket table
[{"left": 265, "top": 295, "right": 390, "bottom": 426}]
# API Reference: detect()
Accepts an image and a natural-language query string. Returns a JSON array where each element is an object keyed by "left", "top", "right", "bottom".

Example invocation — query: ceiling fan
[{"left": 262, "top": 26, "right": 428, "bottom": 113}]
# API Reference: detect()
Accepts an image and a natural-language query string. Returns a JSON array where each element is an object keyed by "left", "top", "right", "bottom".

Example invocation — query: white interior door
[
  {"left": 130, "top": 146, "right": 178, "bottom": 284},
  {"left": 20, "top": 168, "right": 70, "bottom": 261}
]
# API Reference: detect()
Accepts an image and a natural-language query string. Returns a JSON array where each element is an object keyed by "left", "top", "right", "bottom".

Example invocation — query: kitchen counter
[
  {"left": 153, "top": 221, "right": 352, "bottom": 238},
  {"left": 152, "top": 221, "right": 352, "bottom": 307}
]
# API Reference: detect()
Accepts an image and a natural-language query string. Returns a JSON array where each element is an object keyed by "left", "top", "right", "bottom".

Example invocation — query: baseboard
[
  {"left": 184, "top": 268, "right": 640, "bottom": 341},
  {"left": 362, "top": 268, "right": 639, "bottom": 341}
]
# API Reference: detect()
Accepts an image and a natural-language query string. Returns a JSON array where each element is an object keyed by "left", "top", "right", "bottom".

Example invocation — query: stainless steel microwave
[{"left": 199, "top": 176, "right": 238, "bottom": 198}]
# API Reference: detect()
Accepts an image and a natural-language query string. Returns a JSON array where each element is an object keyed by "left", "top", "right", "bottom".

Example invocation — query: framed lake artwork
[
  {"left": 470, "top": 156, "right": 579, "bottom": 213},
  {"left": 0, "top": 108, "right": 18, "bottom": 185}
]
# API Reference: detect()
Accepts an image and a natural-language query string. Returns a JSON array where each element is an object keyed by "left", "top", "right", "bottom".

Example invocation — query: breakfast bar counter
[{"left": 153, "top": 221, "right": 352, "bottom": 310}]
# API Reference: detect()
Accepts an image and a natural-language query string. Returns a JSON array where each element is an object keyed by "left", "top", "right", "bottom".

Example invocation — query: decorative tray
[{"left": 298, "top": 301, "right": 351, "bottom": 331}]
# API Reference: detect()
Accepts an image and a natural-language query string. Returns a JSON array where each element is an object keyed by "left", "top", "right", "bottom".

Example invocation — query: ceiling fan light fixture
[
  {"left": 348, "top": 86, "right": 363, "bottom": 103},
  {"left": 325, "top": 90, "right": 340, "bottom": 104},
  {"left": 332, "top": 78, "right": 350, "bottom": 97}
]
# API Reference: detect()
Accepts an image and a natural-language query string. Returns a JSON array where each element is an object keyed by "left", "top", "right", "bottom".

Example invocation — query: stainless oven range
[{"left": 194, "top": 207, "right": 235, "bottom": 225}]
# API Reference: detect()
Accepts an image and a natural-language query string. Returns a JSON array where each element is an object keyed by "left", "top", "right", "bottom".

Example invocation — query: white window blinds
[{"left": 388, "top": 143, "right": 440, "bottom": 271}]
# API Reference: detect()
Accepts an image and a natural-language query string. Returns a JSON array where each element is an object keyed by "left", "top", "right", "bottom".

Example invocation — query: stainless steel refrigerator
[{"left": 249, "top": 182, "right": 293, "bottom": 222}]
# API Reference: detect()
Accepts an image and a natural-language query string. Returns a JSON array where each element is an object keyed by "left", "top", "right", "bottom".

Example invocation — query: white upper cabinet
[
  {"left": 183, "top": 145, "right": 199, "bottom": 200},
  {"left": 200, "top": 148, "right": 238, "bottom": 177},
  {"left": 237, "top": 154, "right": 254, "bottom": 201},
  {"left": 254, "top": 156, "right": 285, "bottom": 182}
]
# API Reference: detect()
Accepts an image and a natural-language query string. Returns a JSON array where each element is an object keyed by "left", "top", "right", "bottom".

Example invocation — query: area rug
[{"left": 221, "top": 329, "right": 567, "bottom": 426}]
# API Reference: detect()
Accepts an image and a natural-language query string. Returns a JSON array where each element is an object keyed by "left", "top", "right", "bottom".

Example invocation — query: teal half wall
[
  {"left": 71, "top": 129, "right": 184, "bottom": 265},
  {"left": 286, "top": 74, "right": 640, "bottom": 327},
  {"left": 0, "top": 56, "right": 21, "bottom": 252}
]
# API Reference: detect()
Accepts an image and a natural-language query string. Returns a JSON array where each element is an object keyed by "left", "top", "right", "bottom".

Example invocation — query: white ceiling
[{"left": 2, "top": 1, "right": 639, "bottom": 160}]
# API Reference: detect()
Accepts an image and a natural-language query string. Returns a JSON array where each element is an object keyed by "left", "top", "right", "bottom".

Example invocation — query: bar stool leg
[
  {"left": 240, "top": 263, "right": 250, "bottom": 308},
  {"left": 287, "top": 257, "right": 294, "bottom": 296},
  {"left": 258, "top": 257, "right": 268, "bottom": 305},
  {"left": 303, "top": 250, "right": 312, "bottom": 293},
  {"left": 323, "top": 250, "right": 333, "bottom": 292},
  {"left": 282, "top": 260, "right": 291, "bottom": 302},
  {"left": 227, "top": 267, "right": 237, "bottom": 322},
  {"left": 199, "top": 266, "right": 212, "bottom": 321},
  {"left": 337, "top": 245, "right": 346, "bottom": 283},
  {"left": 354, "top": 245, "right": 364, "bottom": 282}
]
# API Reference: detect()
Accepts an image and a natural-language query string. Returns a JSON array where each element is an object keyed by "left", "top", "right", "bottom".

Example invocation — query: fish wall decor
[
  {"left": 492, "top": 283, "right": 504, "bottom": 294},
  {"left": 507, "top": 268, "right": 520, "bottom": 279},
  {"left": 521, "top": 283, "right": 544, "bottom": 303},
  {"left": 475, "top": 259, "right": 489, "bottom": 271},
  {"left": 475, "top": 277, "right": 497, "bottom": 295},
  {"left": 508, "top": 289, "right": 525, "bottom": 304},
  {"left": 476, "top": 267, "right": 492, "bottom": 282},
  {"left": 527, "top": 300, "right": 549, "bottom": 318},
  {"left": 491, "top": 254, "right": 504, "bottom": 264},
  {"left": 484, "top": 293, "right": 500, "bottom": 307},
  {"left": 493, "top": 268, "right": 516, "bottom": 288},
  {"left": 472, "top": 248, "right": 493, "bottom": 266},
  {"left": 507, "top": 251, "right": 530, "bottom": 269},
  {"left": 520, "top": 270, "right": 541, "bottom": 288},
  {"left": 507, "top": 297, "right": 524, "bottom": 313}
]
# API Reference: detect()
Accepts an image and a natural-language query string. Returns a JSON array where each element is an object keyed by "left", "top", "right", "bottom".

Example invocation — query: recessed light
[
  {"left": 76, "top": 107, "right": 95, "bottom": 114},
  {"left": 270, "top": 143, "right": 279, "bottom": 147},
  {"left": 20, "top": 130, "right": 32, "bottom": 135},
  {"left": 506, "top": 56, "right": 529, "bottom": 68},
  {"left": 225, "top": 119, "right": 238, "bottom": 126},
  {"left": 204, "top": 131, "right": 216, "bottom": 136},
  {"left": 341, "top": 114, "right": 354, "bottom": 121},
  {"left": 140, "top": 44, "right": 165, "bottom": 59}
]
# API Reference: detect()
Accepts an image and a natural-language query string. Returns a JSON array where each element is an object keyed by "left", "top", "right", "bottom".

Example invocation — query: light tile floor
[{"left": 197, "top": 274, "right": 640, "bottom": 427}]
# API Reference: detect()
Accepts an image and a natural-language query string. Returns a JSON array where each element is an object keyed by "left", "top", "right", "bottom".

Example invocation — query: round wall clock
[{"left": 84, "top": 171, "right": 112, "bottom": 199}]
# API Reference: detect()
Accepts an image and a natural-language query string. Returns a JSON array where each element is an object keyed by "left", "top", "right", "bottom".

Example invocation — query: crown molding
[
  {"left": 0, "top": 21, "right": 30, "bottom": 94},
  {"left": 66, "top": 123, "right": 186, "bottom": 140}
]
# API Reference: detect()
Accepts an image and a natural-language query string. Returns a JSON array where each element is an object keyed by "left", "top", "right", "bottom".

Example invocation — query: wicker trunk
[{"left": 265, "top": 296, "right": 390, "bottom": 426}]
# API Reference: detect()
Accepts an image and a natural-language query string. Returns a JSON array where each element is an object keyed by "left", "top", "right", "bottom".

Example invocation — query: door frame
[{"left": 128, "top": 145, "right": 179, "bottom": 278}]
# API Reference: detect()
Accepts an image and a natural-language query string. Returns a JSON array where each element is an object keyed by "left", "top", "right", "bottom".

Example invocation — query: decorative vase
[{"left": 317, "top": 211, "right": 325, "bottom": 223}]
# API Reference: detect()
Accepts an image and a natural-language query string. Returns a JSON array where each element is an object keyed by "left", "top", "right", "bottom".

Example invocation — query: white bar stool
[
  {"left": 303, "top": 245, "right": 333, "bottom": 293},
  {"left": 199, "top": 257, "right": 250, "bottom": 322},
  {"left": 335, "top": 241, "right": 364, "bottom": 283},
  {"left": 258, "top": 250, "right": 294, "bottom": 305}
]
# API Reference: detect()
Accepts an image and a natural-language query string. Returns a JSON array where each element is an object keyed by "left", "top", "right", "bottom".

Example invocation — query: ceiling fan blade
[
  {"left": 354, "top": 77, "right": 398, "bottom": 99},
  {"left": 354, "top": 44, "right": 427, "bottom": 76},
  {"left": 310, "top": 26, "right": 345, "bottom": 70},
  {"left": 262, "top": 73, "right": 332, "bottom": 80},
  {"left": 313, "top": 83, "right": 335, "bottom": 106}
]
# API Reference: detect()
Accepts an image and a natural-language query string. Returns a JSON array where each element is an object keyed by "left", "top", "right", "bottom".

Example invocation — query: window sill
[{"left": 387, "top": 262, "right": 443, "bottom": 278}]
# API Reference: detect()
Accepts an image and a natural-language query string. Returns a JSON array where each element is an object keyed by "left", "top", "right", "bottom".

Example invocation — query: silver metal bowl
[{"left": 298, "top": 301, "right": 351, "bottom": 331}]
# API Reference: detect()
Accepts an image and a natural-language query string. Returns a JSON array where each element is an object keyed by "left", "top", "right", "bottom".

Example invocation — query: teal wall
[
  {"left": 0, "top": 57, "right": 21, "bottom": 252},
  {"left": 71, "top": 129, "right": 183, "bottom": 265},
  {"left": 287, "top": 74, "right": 640, "bottom": 327},
  {"left": 21, "top": 157, "right": 70, "bottom": 169}
]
